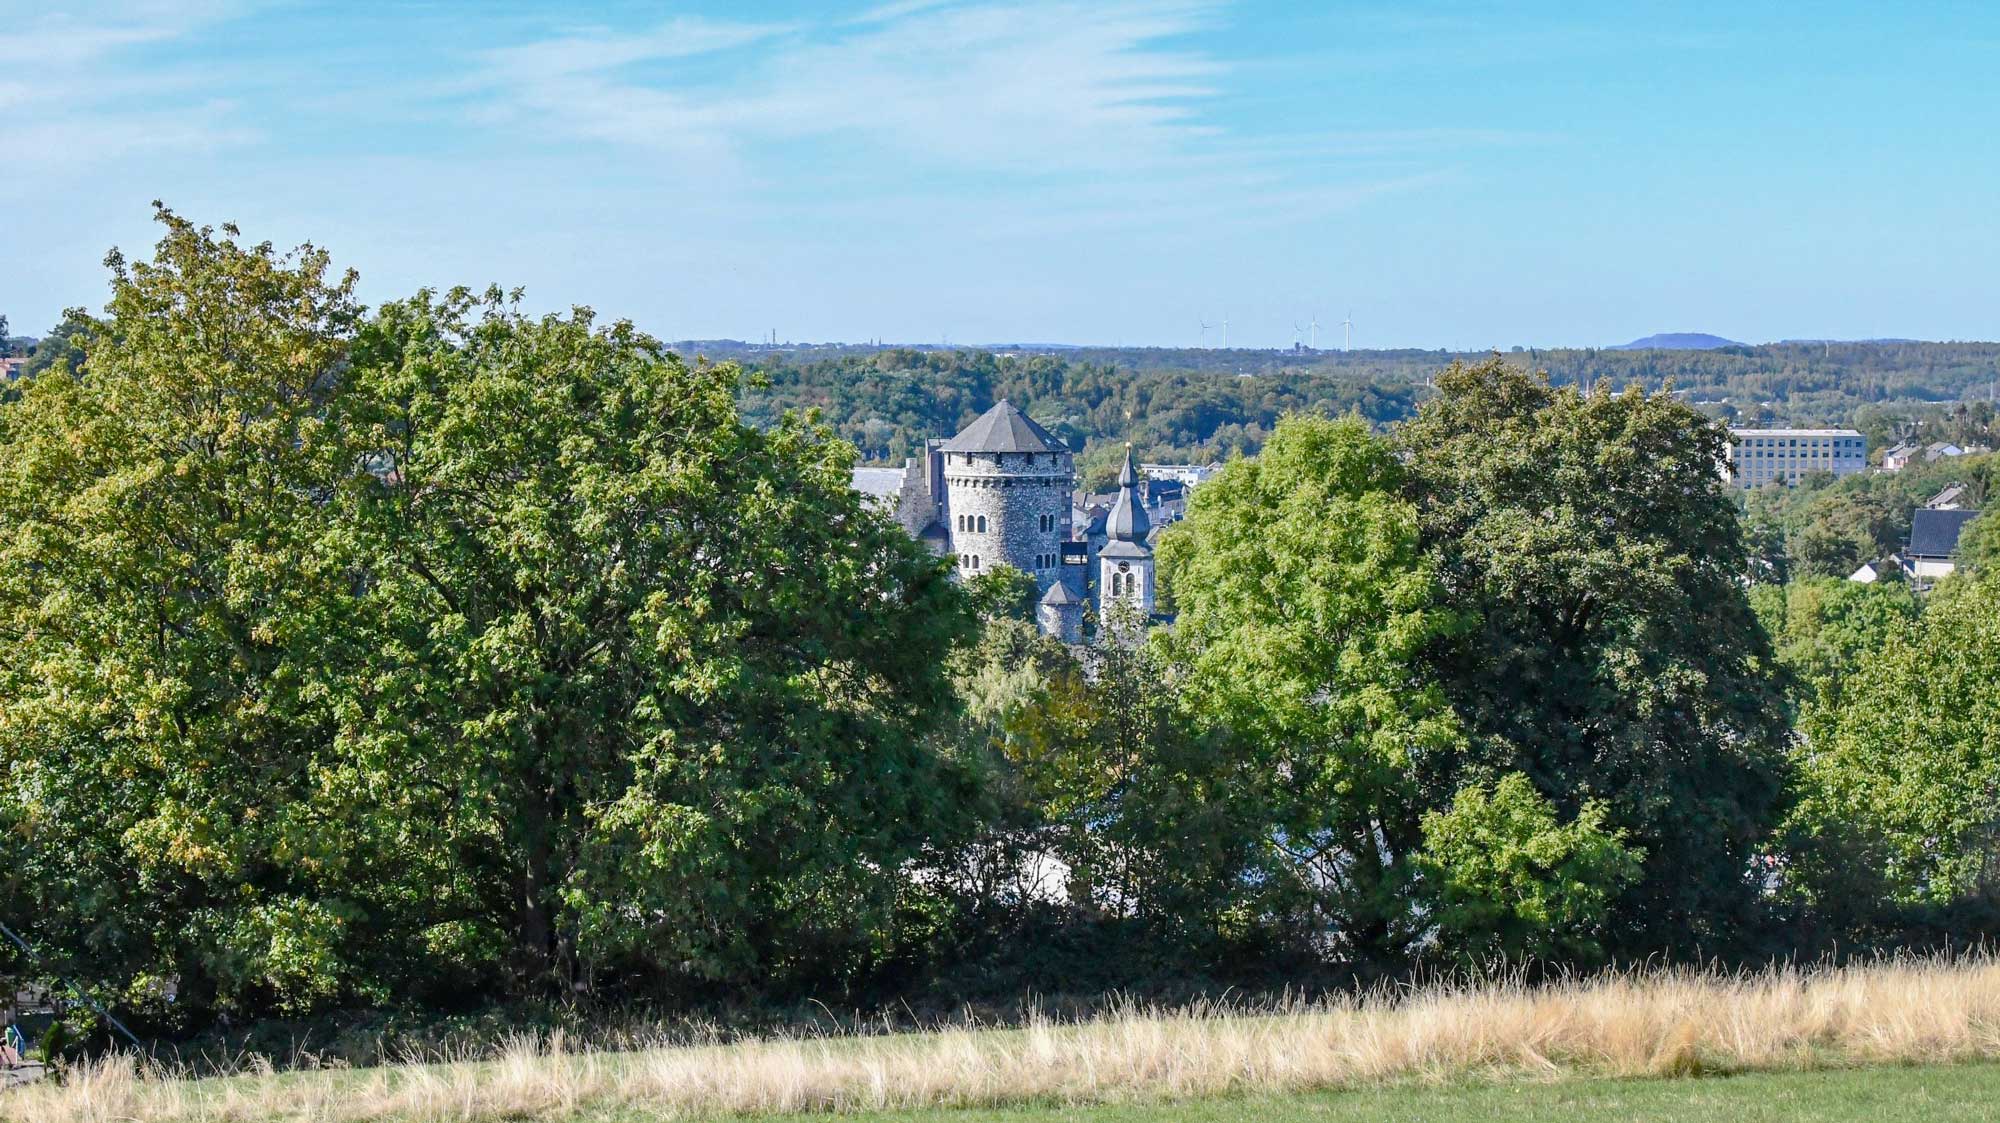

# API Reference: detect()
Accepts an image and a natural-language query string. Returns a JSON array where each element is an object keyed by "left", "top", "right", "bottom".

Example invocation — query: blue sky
[{"left": 3, "top": 1, "right": 1995, "bottom": 349}]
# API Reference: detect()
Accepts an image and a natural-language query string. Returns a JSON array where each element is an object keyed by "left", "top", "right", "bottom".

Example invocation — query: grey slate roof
[
  {"left": 1908, "top": 508, "right": 1980, "bottom": 558},
  {"left": 850, "top": 467, "right": 905, "bottom": 501},
  {"left": 1039, "top": 580, "right": 1084, "bottom": 605},
  {"left": 938, "top": 400, "right": 1068, "bottom": 454},
  {"left": 1927, "top": 484, "right": 1970, "bottom": 509},
  {"left": 1104, "top": 444, "right": 1151, "bottom": 546}
]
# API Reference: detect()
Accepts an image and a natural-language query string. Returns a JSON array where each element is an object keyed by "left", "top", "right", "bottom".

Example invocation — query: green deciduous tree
[
  {"left": 1750, "top": 577, "right": 1919, "bottom": 707},
  {"left": 1155, "top": 414, "right": 1465, "bottom": 964},
  {"left": 1792, "top": 575, "right": 2000, "bottom": 908},
  {"left": 0, "top": 208, "right": 401, "bottom": 1020},
  {"left": 1957, "top": 511, "right": 2000, "bottom": 578},
  {"left": 964, "top": 564, "right": 1039, "bottom": 623},
  {"left": 1415, "top": 773, "right": 1643, "bottom": 965},
  {"left": 0, "top": 212, "right": 986, "bottom": 1023},
  {"left": 1001, "top": 639, "right": 1261, "bottom": 946},
  {"left": 19, "top": 313, "right": 93, "bottom": 382},
  {"left": 344, "top": 288, "right": 976, "bottom": 995},
  {"left": 1396, "top": 359, "right": 1792, "bottom": 955},
  {"left": 1788, "top": 493, "right": 1902, "bottom": 580}
]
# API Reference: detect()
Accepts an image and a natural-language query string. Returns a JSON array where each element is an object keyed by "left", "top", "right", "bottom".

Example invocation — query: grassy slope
[{"left": 582, "top": 1064, "right": 2000, "bottom": 1123}]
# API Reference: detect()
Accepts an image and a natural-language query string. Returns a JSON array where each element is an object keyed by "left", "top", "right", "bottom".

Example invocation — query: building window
[{"left": 976, "top": 515, "right": 988, "bottom": 532}]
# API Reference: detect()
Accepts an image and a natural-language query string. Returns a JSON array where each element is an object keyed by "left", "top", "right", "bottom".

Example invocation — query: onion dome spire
[{"left": 1105, "top": 443, "right": 1150, "bottom": 544}]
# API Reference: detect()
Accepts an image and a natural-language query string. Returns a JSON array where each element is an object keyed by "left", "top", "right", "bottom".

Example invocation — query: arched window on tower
[{"left": 977, "top": 515, "right": 988, "bottom": 532}]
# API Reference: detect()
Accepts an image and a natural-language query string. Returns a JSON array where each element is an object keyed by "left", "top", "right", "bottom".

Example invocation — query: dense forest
[
  {"left": 1, "top": 216, "right": 1998, "bottom": 1065},
  {"left": 714, "top": 341, "right": 2000, "bottom": 488}
]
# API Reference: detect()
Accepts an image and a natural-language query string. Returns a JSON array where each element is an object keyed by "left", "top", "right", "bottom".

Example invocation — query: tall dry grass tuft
[{"left": 11, "top": 955, "right": 2000, "bottom": 1122}]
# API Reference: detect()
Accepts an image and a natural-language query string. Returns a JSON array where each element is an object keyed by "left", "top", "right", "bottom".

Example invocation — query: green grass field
[{"left": 573, "top": 1065, "right": 2000, "bottom": 1123}]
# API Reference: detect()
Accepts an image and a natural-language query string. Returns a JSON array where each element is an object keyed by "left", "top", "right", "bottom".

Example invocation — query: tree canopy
[
  {"left": 1155, "top": 414, "right": 1464, "bottom": 962},
  {"left": 0, "top": 212, "right": 978, "bottom": 1023},
  {"left": 1396, "top": 359, "right": 1792, "bottom": 953},
  {"left": 3, "top": 212, "right": 1996, "bottom": 1047},
  {"left": 1792, "top": 575, "right": 2000, "bottom": 909}
]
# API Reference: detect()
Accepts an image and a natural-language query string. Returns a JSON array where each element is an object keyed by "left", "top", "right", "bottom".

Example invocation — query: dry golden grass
[{"left": 13, "top": 955, "right": 2000, "bottom": 1123}]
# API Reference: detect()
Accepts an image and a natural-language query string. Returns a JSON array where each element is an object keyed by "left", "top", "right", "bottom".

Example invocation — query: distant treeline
[
  {"left": 735, "top": 348, "right": 1423, "bottom": 489},
  {"left": 726, "top": 342, "right": 2000, "bottom": 488}
]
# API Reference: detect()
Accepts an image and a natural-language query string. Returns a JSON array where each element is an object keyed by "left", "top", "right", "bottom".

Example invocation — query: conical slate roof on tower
[
  {"left": 938, "top": 400, "right": 1068, "bottom": 454},
  {"left": 1038, "top": 579, "right": 1084, "bottom": 605}
]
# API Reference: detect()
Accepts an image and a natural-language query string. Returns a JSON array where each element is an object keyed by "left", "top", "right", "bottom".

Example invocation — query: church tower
[
  {"left": 938, "top": 401, "right": 1073, "bottom": 591},
  {"left": 1097, "top": 444, "right": 1154, "bottom": 636}
]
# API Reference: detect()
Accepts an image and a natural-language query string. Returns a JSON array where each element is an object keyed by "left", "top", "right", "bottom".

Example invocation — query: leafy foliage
[
  {"left": 737, "top": 348, "right": 1423, "bottom": 490},
  {"left": 1416, "top": 774, "right": 1643, "bottom": 965},
  {"left": 1750, "top": 578, "right": 1919, "bottom": 706},
  {"left": 1957, "top": 511, "right": 2000, "bottom": 577},
  {"left": 1156, "top": 415, "right": 1465, "bottom": 963},
  {"left": 1397, "top": 359, "right": 1792, "bottom": 954},
  {"left": 1741, "top": 452, "right": 1994, "bottom": 581},
  {"left": 0, "top": 208, "right": 388, "bottom": 1020},
  {"left": 0, "top": 214, "right": 978, "bottom": 1023},
  {"left": 964, "top": 564, "right": 1039, "bottom": 623},
  {"left": 340, "top": 289, "right": 978, "bottom": 997},
  {"left": 6, "top": 213, "right": 1999, "bottom": 1041},
  {"left": 1792, "top": 575, "right": 2000, "bottom": 907}
]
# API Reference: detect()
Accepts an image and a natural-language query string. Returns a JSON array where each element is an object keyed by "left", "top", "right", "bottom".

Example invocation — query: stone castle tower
[{"left": 938, "top": 401, "right": 1074, "bottom": 593}]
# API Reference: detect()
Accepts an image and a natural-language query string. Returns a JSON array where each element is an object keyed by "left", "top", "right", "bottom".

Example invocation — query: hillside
[{"left": 1611, "top": 332, "right": 1744, "bottom": 350}]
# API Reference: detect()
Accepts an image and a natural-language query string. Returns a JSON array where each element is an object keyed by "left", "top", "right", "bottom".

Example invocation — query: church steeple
[
  {"left": 1096, "top": 443, "right": 1154, "bottom": 642},
  {"left": 1104, "top": 443, "right": 1150, "bottom": 544}
]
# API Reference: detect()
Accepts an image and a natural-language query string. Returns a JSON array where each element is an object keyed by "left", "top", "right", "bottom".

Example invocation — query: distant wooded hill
[
  {"left": 1611, "top": 332, "right": 1742, "bottom": 350},
  {"left": 726, "top": 341, "right": 2000, "bottom": 488}
]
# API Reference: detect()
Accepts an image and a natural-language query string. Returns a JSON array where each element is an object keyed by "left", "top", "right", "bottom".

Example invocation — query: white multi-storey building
[
  {"left": 1139, "top": 461, "right": 1222, "bottom": 488},
  {"left": 1725, "top": 428, "right": 1867, "bottom": 488}
]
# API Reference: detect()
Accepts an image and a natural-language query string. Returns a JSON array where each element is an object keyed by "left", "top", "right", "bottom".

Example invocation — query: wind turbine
[
  {"left": 1219, "top": 315, "right": 1229, "bottom": 350},
  {"left": 1199, "top": 319, "right": 1214, "bottom": 348},
  {"left": 1341, "top": 310, "right": 1354, "bottom": 352},
  {"left": 1307, "top": 314, "right": 1321, "bottom": 350}
]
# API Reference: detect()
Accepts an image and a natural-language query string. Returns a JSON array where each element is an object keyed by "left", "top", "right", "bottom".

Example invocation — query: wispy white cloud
[
  {"left": 466, "top": 1, "right": 1223, "bottom": 172},
  {"left": 482, "top": 16, "right": 794, "bottom": 80},
  {"left": 0, "top": 2, "right": 258, "bottom": 172}
]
